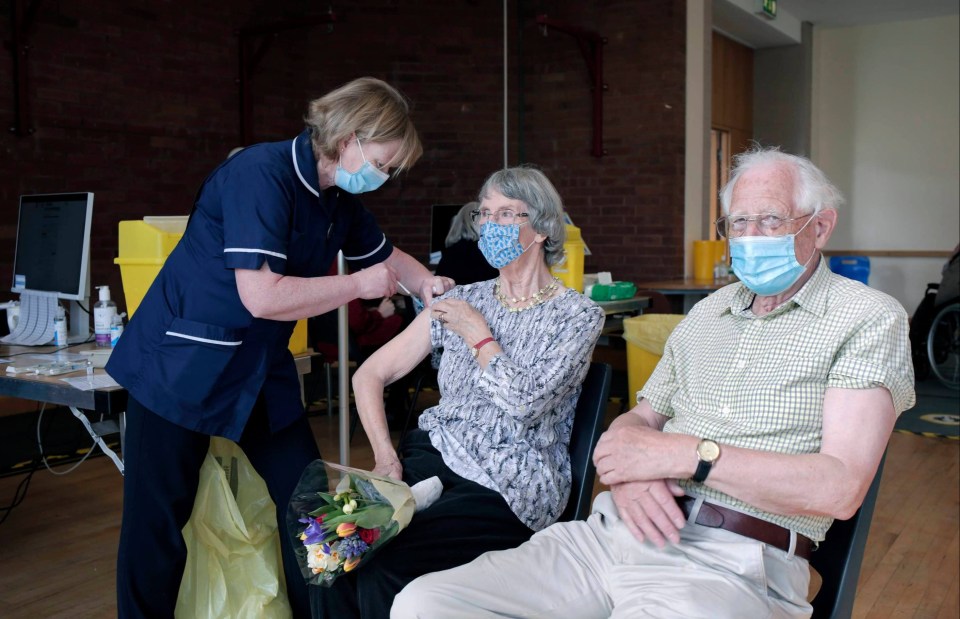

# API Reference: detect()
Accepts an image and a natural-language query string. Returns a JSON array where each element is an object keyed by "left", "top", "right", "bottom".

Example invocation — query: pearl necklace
[{"left": 494, "top": 277, "right": 561, "bottom": 313}]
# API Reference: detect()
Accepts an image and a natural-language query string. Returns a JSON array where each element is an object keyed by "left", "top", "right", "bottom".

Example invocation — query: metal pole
[{"left": 337, "top": 251, "right": 350, "bottom": 466}]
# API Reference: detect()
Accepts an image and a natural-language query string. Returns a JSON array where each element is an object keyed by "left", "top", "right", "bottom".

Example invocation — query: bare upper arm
[{"left": 355, "top": 309, "right": 434, "bottom": 388}]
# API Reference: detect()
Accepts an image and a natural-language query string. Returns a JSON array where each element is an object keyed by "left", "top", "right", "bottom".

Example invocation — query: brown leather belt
[{"left": 676, "top": 496, "right": 814, "bottom": 560}]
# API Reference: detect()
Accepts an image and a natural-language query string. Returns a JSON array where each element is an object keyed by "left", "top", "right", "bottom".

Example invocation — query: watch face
[{"left": 698, "top": 440, "right": 720, "bottom": 462}]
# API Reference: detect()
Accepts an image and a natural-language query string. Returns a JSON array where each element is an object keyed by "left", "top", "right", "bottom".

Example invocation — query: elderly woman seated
[{"left": 309, "top": 166, "right": 605, "bottom": 618}]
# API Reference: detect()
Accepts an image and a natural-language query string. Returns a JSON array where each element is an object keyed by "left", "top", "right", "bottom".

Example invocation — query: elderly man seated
[{"left": 391, "top": 147, "right": 916, "bottom": 619}]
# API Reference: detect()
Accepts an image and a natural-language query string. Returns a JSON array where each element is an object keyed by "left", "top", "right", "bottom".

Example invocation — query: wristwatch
[
  {"left": 691, "top": 438, "right": 721, "bottom": 483},
  {"left": 471, "top": 337, "right": 495, "bottom": 359}
]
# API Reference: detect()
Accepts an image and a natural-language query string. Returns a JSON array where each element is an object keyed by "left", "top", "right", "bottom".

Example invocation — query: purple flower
[
  {"left": 337, "top": 534, "right": 369, "bottom": 559},
  {"left": 299, "top": 516, "right": 327, "bottom": 545}
]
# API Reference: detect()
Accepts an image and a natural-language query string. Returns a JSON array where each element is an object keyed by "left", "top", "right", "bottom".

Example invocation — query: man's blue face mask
[
  {"left": 334, "top": 138, "right": 389, "bottom": 194},
  {"left": 729, "top": 214, "right": 818, "bottom": 296}
]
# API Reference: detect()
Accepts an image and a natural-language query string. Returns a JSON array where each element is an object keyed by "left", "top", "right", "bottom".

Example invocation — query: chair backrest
[
  {"left": 636, "top": 289, "right": 674, "bottom": 314},
  {"left": 810, "top": 452, "right": 887, "bottom": 619},
  {"left": 559, "top": 361, "right": 612, "bottom": 522}
]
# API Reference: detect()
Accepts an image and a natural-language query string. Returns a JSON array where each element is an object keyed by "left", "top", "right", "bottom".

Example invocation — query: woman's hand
[
  {"left": 373, "top": 454, "right": 403, "bottom": 481},
  {"left": 430, "top": 298, "right": 491, "bottom": 347}
]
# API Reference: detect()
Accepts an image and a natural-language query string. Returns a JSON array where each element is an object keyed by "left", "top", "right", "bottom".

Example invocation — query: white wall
[{"left": 811, "top": 15, "right": 960, "bottom": 312}]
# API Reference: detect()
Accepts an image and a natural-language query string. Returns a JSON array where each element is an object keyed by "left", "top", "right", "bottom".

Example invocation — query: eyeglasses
[
  {"left": 470, "top": 209, "right": 530, "bottom": 225},
  {"left": 715, "top": 213, "right": 814, "bottom": 239}
]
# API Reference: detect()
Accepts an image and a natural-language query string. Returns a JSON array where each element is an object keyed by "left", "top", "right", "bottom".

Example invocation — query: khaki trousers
[{"left": 393, "top": 491, "right": 813, "bottom": 619}]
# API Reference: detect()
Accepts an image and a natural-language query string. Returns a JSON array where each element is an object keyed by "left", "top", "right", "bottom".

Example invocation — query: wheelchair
[{"left": 911, "top": 249, "right": 959, "bottom": 390}]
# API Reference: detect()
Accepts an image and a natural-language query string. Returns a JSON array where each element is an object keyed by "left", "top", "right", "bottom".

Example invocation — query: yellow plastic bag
[{"left": 175, "top": 437, "right": 292, "bottom": 619}]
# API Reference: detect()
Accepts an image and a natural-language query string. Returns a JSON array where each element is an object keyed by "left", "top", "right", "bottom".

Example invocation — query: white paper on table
[{"left": 60, "top": 374, "right": 121, "bottom": 390}]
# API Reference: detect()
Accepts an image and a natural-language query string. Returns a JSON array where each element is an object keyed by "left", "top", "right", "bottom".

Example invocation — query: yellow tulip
[
  {"left": 344, "top": 556, "right": 362, "bottom": 572},
  {"left": 336, "top": 522, "right": 357, "bottom": 537}
]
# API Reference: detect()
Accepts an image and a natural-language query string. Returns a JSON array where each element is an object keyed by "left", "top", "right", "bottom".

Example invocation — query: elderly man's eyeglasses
[
  {"left": 715, "top": 213, "right": 814, "bottom": 239},
  {"left": 470, "top": 209, "right": 530, "bottom": 225}
]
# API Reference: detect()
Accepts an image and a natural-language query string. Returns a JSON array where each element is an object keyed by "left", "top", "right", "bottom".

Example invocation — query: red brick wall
[
  {"left": 0, "top": 0, "right": 685, "bottom": 312},
  {"left": 520, "top": 0, "right": 686, "bottom": 283}
]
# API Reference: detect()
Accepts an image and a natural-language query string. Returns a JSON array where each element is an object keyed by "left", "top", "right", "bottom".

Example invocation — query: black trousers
[
  {"left": 116, "top": 395, "right": 320, "bottom": 619},
  {"left": 310, "top": 430, "right": 535, "bottom": 619}
]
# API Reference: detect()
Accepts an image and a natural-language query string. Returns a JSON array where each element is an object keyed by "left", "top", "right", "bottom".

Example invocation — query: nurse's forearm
[
  {"left": 236, "top": 265, "right": 362, "bottom": 321},
  {"left": 384, "top": 248, "right": 433, "bottom": 293}
]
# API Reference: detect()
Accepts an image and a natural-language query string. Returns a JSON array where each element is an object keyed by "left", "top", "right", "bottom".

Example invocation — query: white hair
[{"left": 719, "top": 147, "right": 845, "bottom": 215}]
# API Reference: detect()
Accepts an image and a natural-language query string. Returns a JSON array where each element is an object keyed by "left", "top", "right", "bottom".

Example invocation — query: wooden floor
[{"left": 0, "top": 408, "right": 957, "bottom": 618}]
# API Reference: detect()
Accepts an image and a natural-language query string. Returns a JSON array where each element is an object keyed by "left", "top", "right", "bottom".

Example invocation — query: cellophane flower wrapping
[{"left": 287, "top": 460, "right": 442, "bottom": 587}]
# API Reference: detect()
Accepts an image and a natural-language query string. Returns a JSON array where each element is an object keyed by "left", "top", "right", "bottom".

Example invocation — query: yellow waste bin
[
  {"left": 115, "top": 216, "right": 307, "bottom": 355},
  {"left": 622, "top": 314, "right": 685, "bottom": 405},
  {"left": 551, "top": 224, "right": 586, "bottom": 292}
]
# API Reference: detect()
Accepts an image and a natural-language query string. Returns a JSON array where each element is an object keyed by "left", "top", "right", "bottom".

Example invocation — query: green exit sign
[{"left": 757, "top": 0, "right": 777, "bottom": 19}]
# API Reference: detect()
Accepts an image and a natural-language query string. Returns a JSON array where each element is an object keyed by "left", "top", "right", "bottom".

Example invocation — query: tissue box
[{"left": 590, "top": 281, "right": 637, "bottom": 302}]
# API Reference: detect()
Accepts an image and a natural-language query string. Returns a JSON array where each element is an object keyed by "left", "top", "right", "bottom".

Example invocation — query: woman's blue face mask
[
  {"left": 335, "top": 138, "right": 389, "bottom": 194},
  {"left": 729, "top": 214, "right": 818, "bottom": 296},
  {"left": 478, "top": 221, "right": 535, "bottom": 269}
]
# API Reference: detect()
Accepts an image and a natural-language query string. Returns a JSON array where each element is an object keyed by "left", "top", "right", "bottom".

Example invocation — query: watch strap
[
  {"left": 691, "top": 459, "right": 712, "bottom": 483},
  {"left": 472, "top": 337, "right": 496, "bottom": 358}
]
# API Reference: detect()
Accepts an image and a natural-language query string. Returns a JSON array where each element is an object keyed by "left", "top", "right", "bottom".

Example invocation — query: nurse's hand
[
  {"left": 353, "top": 263, "right": 399, "bottom": 300},
  {"left": 419, "top": 276, "right": 455, "bottom": 306}
]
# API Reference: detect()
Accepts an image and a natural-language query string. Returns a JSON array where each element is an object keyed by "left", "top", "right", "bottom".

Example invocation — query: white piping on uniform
[
  {"left": 292, "top": 135, "right": 320, "bottom": 198},
  {"left": 343, "top": 235, "right": 387, "bottom": 261},
  {"left": 166, "top": 331, "right": 243, "bottom": 346},
  {"left": 224, "top": 247, "right": 287, "bottom": 259}
]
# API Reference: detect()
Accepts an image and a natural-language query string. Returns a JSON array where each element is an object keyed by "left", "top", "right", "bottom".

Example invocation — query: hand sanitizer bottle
[
  {"left": 52, "top": 304, "right": 68, "bottom": 346},
  {"left": 94, "top": 286, "right": 117, "bottom": 348}
]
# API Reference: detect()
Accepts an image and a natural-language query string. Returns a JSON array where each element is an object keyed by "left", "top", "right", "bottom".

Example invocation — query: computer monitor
[
  {"left": 428, "top": 204, "right": 465, "bottom": 264},
  {"left": 10, "top": 192, "right": 93, "bottom": 342}
]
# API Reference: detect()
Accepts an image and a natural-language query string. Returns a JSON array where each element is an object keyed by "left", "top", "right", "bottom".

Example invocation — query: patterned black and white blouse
[{"left": 420, "top": 279, "right": 605, "bottom": 530}]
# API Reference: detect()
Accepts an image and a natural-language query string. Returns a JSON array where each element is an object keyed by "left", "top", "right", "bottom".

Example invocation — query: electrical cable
[{"left": 36, "top": 402, "right": 98, "bottom": 475}]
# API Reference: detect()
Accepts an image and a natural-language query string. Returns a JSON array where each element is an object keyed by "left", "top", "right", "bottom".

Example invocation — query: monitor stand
[{"left": 67, "top": 297, "right": 91, "bottom": 344}]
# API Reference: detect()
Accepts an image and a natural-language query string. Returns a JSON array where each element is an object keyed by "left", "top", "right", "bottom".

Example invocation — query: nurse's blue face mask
[
  {"left": 335, "top": 137, "right": 389, "bottom": 194},
  {"left": 728, "top": 213, "right": 818, "bottom": 296}
]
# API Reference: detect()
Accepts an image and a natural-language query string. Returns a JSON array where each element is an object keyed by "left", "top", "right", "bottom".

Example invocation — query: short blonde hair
[{"left": 305, "top": 77, "right": 423, "bottom": 174}]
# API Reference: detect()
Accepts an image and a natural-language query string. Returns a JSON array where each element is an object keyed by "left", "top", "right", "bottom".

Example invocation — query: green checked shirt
[{"left": 640, "top": 258, "right": 916, "bottom": 542}]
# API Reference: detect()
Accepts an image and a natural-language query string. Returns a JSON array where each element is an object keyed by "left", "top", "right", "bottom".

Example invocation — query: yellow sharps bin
[
  {"left": 621, "top": 314, "right": 685, "bottom": 405},
  {"left": 114, "top": 216, "right": 307, "bottom": 354},
  {"left": 550, "top": 224, "right": 585, "bottom": 292}
]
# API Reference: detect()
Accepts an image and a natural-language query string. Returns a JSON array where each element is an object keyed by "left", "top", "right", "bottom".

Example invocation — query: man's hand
[
  {"left": 610, "top": 479, "right": 686, "bottom": 547},
  {"left": 594, "top": 421, "right": 683, "bottom": 486}
]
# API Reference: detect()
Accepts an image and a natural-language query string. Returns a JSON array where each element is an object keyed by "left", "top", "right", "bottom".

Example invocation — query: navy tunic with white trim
[{"left": 107, "top": 129, "right": 393, "bottom": 440}]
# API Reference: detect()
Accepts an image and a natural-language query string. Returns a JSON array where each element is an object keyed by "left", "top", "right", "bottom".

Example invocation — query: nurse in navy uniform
[{"left": 107, "top": 77, "right": 453, "bottom": 619}]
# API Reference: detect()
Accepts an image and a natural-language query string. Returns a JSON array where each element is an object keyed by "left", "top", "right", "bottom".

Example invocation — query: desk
[
  {"left": 639, "top": 278, "right": 730, "bottom": 313},
  {"left": 0, "top": 343, "right": 314, "bottom": 475},
  {"left": 597, "top": 295, "right": 650, "bottom": 335}
]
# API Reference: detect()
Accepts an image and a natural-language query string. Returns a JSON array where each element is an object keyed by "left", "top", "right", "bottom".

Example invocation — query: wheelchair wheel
[{"left": 927, "top": 302, "right": 960, "bottom": 390}]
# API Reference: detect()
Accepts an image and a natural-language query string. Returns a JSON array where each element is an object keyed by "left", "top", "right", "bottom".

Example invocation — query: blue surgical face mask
[
  {"left": 728, "top": 215, "right": 817, "bottom": 296},
  {"left": 334, "top": 138, "right": 389, "bottom": 194},
  {"left": 478, "top": 221, "right": 535, "bottom": 269}
]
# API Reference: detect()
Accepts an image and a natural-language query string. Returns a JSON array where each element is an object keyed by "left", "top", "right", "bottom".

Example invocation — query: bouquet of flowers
[{"left": 287, "top": 460, "right": 442, "bottom": 586}]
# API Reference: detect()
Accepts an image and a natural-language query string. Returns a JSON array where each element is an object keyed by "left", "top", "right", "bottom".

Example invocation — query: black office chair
[
  {"left": 809, "top": 452, "right": 887, "bottom": 619},
  {"left": 559, "top": 361, "right": 613, "bottom": 522}
]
